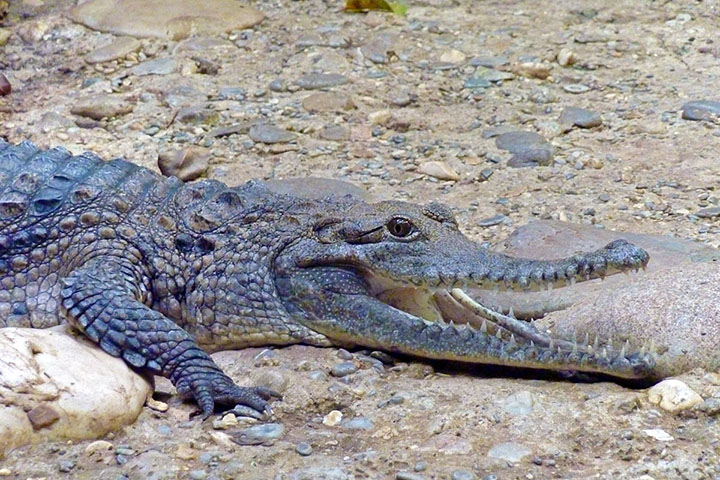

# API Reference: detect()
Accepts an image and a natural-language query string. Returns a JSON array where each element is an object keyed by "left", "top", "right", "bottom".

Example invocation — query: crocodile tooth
[
  {"left": 508, "top": 307, "right": 515, "bottom": 319},
  {"left": 620, "top": 340, "right": 628, "bottom": 358},
  {"left": 495, "top": 329, "right": 503, "bottom": 340},
  {"left": 509, "top": 334, "right": 516, "bottom": 345},
  {"left": 571, "top": 342, "right": 578, "bottom": 355},
  {"left": 480, "top": 320, "right": 488, "bottom": 333},
  {"left": 593, "top": 335, "right": 600, "bottom": 351},
  {"left": 583, "top": 332, "right": 589, "bottom": 347}
]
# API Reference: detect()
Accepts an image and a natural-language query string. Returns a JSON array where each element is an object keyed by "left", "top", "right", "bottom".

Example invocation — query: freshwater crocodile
[{"left": 0, "top": 140, "right": 654, "bottom": 419}]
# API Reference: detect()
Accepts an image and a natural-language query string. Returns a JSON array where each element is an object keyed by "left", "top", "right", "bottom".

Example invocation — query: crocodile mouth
[{"left": 366, "top": 274, "right": 650, "bottom": 362}]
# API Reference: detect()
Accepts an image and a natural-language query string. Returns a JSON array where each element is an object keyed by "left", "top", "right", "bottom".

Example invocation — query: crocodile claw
[{"left": 188, "top": 376, "right": 281, "bottom": 420}]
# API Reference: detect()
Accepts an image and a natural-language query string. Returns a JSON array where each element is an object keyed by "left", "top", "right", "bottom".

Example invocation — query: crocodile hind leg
[{"left": 60, "top": 255, "right": 279, "bottom": 419}]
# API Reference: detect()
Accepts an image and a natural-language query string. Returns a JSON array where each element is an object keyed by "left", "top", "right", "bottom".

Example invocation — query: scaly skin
[{"left": 0, "top": 140, "right": 654, "bottom": 418}]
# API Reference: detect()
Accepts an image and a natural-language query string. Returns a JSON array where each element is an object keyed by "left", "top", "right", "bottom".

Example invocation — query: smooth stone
[
  {"left": 323, "top": 410, "right": 343, "bottom": 427},
  {"left": 85, "top": 36, "right": 141, "bottom": 63},
  {"left": 295, "top": 73, "right": 349, "bottom": 90},
  {"left": 469, "top": 220, "right": 720, "bottom": 323},
  {"left": 417, "top": 161, "right": 460, "bottom": 181},
  {"left": 487, "top": 442, "right": 532, "bottom": 463},
  {"left": 342, "top": 417, "right": 374, "bottom": 430},
  {"left": 396, "top": 474, "right": 426, "bottom": 480},
  {"left": 296, "top": 442, "right": 312, "bottom": 456},
  {"left": 158, "top": 147, "right": 210, "bottom": 181},
  {"left": 559, "top": 106, "right": 602, "bottom": 129},
  {"left": 563, "top": 83, "right": 590, "bottom": 94},
  {"left": 248, "top": 124, "right": 297, "bottom": 144},
  {"left": 69, "top": 0, "right": 264, "bottom": 40},
  {"left": 451, "top": 471, "right": 475, "bottom": 480},
  {"left": 318, "top": 124, "right": 349, "bottom": 142},
  {"left": 302, "top": 92, "right": 354, "bottom": 112},
  {"left": 508, "top": 148, "right": 553, "bottom": 167},
  {"left": 130, "top": 57, "right": 178, "bottom": 76},
  {"left": 464, "top": 77, "right": 492, "bottom": 89},
  {"left": 70, "top": 94, "right": 134, "bottom": 120},
  {"left": 495, "top": 130, "right": 549, "bottom": 154},
  {"left": 331, "top": 361, "right": 358, "bottom": 377},
  {"left": 478, "top": 69, "right": 515, "bottom": 82},
  {"left": 545, "top": 261, "right": 720, "bottom": 377},
  {"left": 0, "top": 327, "right": 151, "bottom": 455},
  {"left": 697, "top": 206, "right": 720, "bottom": 218},
  {"left": 231, "top": 423, "right": 284, "bottom": 445},
  {"left": 647, "top": 379, "right": 703, "bottom": 413},
  {"left": 681, "top": 100, "right": 720, "bottom": 121},
  {"left": 644, "top": 429, "right": 674, "bottom": 442},
  {"left": 477, "top": 214, "right": 508, "bottom": 227}
]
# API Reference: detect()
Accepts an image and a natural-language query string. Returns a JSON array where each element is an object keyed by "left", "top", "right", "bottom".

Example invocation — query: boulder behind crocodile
[{"left": 0, "top": 140, "right": 654, "bottom": 418}]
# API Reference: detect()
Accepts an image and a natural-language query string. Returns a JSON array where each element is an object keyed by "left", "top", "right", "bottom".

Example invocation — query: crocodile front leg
[{"left": 60, "top": 255, "right": 278, "bottom": 419}]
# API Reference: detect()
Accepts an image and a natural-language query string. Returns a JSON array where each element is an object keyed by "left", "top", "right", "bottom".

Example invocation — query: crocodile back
[{"left": 0, "top": 140, "right": 166, "bottom": 328}]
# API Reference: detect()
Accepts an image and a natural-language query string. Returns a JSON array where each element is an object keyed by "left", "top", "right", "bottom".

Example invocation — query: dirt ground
[{"left": 1, "top": 0, "right": 720, "bottom": 478}]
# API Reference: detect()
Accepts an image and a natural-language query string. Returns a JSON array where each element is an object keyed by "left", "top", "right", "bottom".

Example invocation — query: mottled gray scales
[{"left": 0, "top": 140, "right": 656, "bottom": 419}]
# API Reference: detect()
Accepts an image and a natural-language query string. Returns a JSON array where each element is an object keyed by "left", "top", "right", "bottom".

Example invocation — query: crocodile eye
[{"left": 387, "top": 217, "right": 414, "bottom": 238}]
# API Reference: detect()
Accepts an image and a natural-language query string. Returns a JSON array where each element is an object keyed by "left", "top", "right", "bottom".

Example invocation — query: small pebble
[
  {"left": 451, "top": 470, "right": 475, "bottom": 480},
  {"left": 396, "top": 473, "right": 426, "bottom": 480},
  {"left": 477, "top": 214, "right": 508, "bottom": 227},
  {"left": 231, "top": 423, "right": 285, "bottom": 445},
  {"left": 295, "top": 73, "right": 349, "bottom": 90},
  {"left": 0, "top": 73, "right": 11, "bottom": 96},
  {"left": 563, "top": 83, "right": 590, "bottom": 94},
  {"left": 331, "top": 361, "right": 358, "bottom": 377},
  {"left": 0, "top": 469, "right": 10, "bottom": 476},
  {"left": 296, "top": 442, "right": 313, "bottom": 456},
  {"left": 557, "top": 48, "right": 577, "bottom": 66},
  {"left": 58, "top": 460, "right": 76, "bottom": 473},
  {"left": 417, "top": 161, "right": 460, "bottom": 181},
  {"left": 681, "top": 100, "right": 720, "bottom": 121},
  {"left": 559, "top": 106, "right": 602, "bottom": 129},
  {"left": 647, "top": 379, "right": 703, "bottom": 413},
  {"left": 157, "top": 147, "right": 210, "bottom": 181},
  {"left": 249, "top": 124, "right": 297, "bottom": 144},
  {"left": 323, "top": 410, "right": 343, "bottom": 426}
]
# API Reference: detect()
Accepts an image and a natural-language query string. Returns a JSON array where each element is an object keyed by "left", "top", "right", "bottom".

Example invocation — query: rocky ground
[{"left": 2, "top": 0, "right": 720, "bottom": 478}]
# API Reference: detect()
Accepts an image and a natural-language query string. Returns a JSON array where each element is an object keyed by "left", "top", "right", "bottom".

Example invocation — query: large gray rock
[
  {"left": 0, "top": 327, "right": 151, "bottom": 456},
  {"left": 69, "top": 0, "right": 264, "bottom": 40},
  {"left": 544, "top": 262, "right": 720, "bottom": 377},
  {"left": 470, "top": 220, "right": 720, "bottom": 319}
]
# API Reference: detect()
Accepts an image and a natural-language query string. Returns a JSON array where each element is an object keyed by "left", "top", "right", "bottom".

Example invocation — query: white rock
[
  {"left": 440, "top": 49, "right": 466, "bottom": 64},
  {"left": 417, "top": 161, "right": 460, "bottom": 181},
  {"left": 323, "top": 410, "right": 343, "bottom": 426},
  {"left": 647, "top": 379, "right": 703, "bottom": 413},
  {"left": 0, "top": 327, "right": 152, "bottom": 455},
  {"left": 644, "top": 428, "right": 674, "bottom": 442}
]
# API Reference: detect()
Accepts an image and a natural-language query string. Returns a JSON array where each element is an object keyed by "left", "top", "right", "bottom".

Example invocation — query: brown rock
[
  {"left": 158, "top": 147, "right": 211, "bottom": 181},
  {"left": 71, "top": 94, "right": 134, "bottom": 120},
  {"left": 302, "top": 92, "right": 355, "bottom": 113},
  {"left": 27, "top": 405, "right": 60, "bottom": 430},
  {"left": 69, "top": 0, "right": 264, "bottom": 40}
]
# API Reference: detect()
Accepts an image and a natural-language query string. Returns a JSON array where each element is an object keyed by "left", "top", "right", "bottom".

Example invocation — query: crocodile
[{"left": 0, "top": 140, "right": 654, "bottom": 419}]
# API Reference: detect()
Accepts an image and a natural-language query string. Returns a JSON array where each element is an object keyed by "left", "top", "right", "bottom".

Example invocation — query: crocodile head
[{"left": 274, "top": 198, "right": 655, "bottom": 379}]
